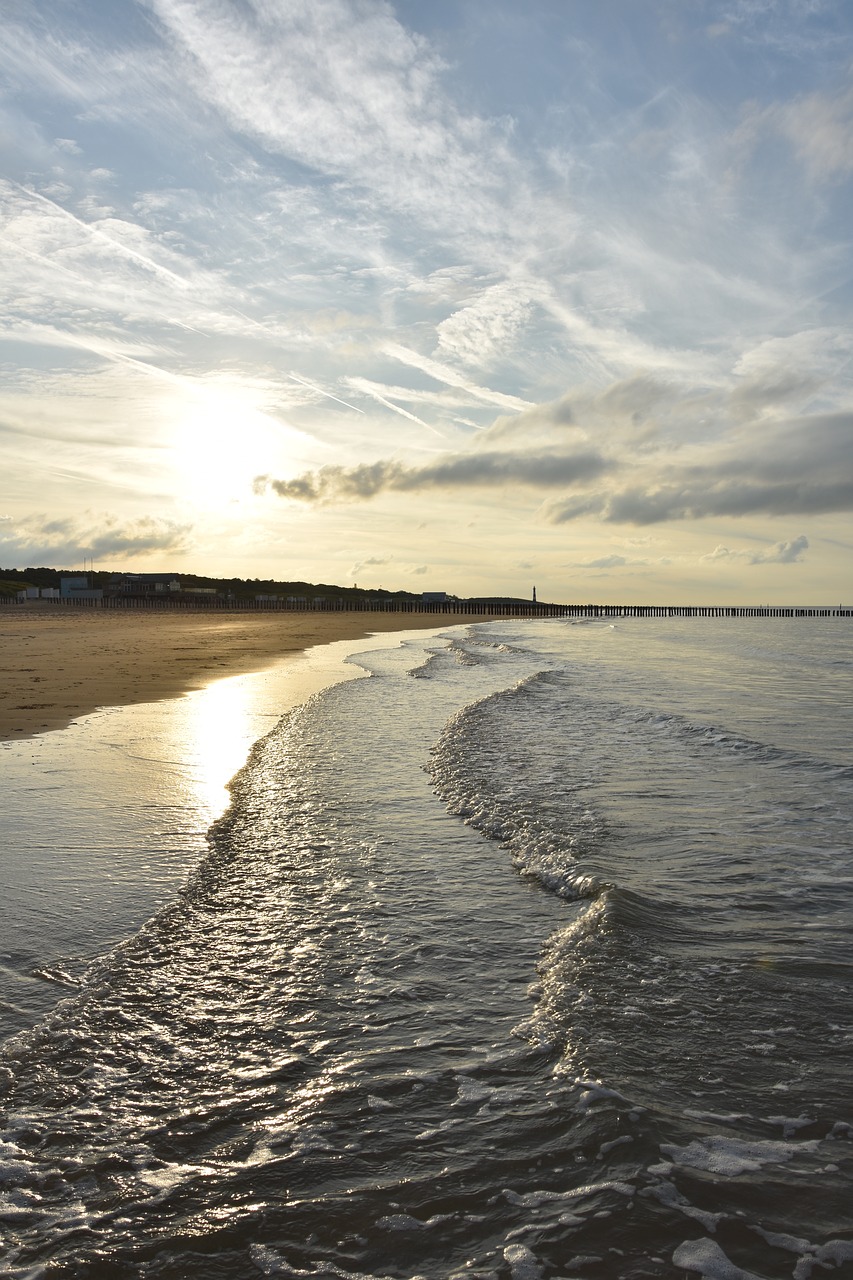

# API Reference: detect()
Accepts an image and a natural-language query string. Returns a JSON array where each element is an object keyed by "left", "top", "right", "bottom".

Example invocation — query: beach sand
[{"left": 0, "top": 605, "right": 478, "bottom": 742}]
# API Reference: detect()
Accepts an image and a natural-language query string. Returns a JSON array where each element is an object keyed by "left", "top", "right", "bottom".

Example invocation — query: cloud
[
  {"left": 571, "top": 553, "right": 657, "bottom": 570},
  {"left": 485, "top": 374, "right": 677, "bottom": 445},
  {"left": 258, "top": 374, "right": 853, "bottom": 526},
  {"left": 0, "top": 180, "right": 234, "bottom": 354},
  {"left": 754, "top": 534, "right": 809, "bottom": 565},
  {"left": 349, "top": 555, "right": 392, "bottom": 577},
  {"left": 0, "top": 515, "right": 193, "bottom": 567},
  {"left": 776, "top": 87, "right": 853, "bottom": 182},
  {"left": 145, "top": 0, "right": 509, "bottom": 239},
  {"left": 545, "top": 408, "right": 853, "bottom": 524},
  {"left": 383, "top": 343, "right": 533, "bottom": 413},
  {"left": 734, "top": 85, "right": 853, "bottom": 183},
  {"left": 345, "top": 377, "right": 439, "bottom": 434},
  {"left": 702, "top": 535, "right": 809, "bottom": 565},
  {"left": 435, "top": 281, "right": 533, "bottom": 368},
  {"left": 548, "top": 478, "right": 853, "bottom": 525},
  {"left": 256, "top": 446, "right": 612, "bottom": 504},
  {"left": 576, "top": 555, "right": 629, "bottom": 569}
]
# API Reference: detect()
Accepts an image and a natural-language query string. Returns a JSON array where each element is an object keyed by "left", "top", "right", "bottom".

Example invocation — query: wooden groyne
[
  {"left": 543, "top": 604, "right": 853, "bottom": 619},
  {"left": 5, "top": 597, "right": 851, "bottom": 618}
]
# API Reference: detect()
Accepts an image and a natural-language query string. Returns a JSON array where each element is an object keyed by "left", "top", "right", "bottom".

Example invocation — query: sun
[{"left": 171, "top": 379, "right": 306, "bottom": 512}]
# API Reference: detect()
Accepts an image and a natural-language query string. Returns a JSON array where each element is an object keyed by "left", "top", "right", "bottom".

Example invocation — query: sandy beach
[{"left": 0, "top": 605, "right": 478, "bottom": 742}]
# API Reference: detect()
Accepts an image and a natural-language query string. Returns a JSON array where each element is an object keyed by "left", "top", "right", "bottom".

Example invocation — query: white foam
[
  {"left": 683, "top": 1110, "right": 749, "bottom": 1124},
  {"left": 643, "top": 1179, "right": 724, "bottom": 1233},
  {"left": 503, "top": 1178, "right": 634, "bottom": 1209},
  {"left": 503, "top": 1188, "right": 585, "bottom": 1210},
  {"left": 660, "top": 1135, "right": 819, "bottom": 1176},
  {"left": 454, "top": 1075, "right": 495, "bottom": 1105},
  {"left": 672, "top": 1237, "right": 769, "bottom": 1279},
  {"left": 0, "top": 1139, "right": 42, "bottom": 1186},
  {"left": 818, "top": 1241, "right": 853, "bottom": 1265},
  {"left": 377, "top": 1213, "right": 425, "bottom": 1230},
  {"left": 249, "top": 1243, "right": 397, "bottom": 1280},
  {"left": 503, "top": 1243, "right": 544, "bottom": 1280},
  {"left": 766, "top": 1114, "right": 814, "bottom": 1138},
  {"left": 573, "top": 1079, "right": 631, "bottom": 1111}
]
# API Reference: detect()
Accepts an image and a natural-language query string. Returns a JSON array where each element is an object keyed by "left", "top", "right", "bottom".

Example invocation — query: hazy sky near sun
[{"left": 2, "top": 0, "right": 852, "bottom": 601}]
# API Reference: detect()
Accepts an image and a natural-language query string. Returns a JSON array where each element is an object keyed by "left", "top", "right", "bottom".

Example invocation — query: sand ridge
[{"left": 0, "top": 605, "right": 479, "bottom": 742}]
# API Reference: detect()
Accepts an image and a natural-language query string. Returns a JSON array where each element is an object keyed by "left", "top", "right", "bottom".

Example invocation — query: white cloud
[
  {"left": 733, "top": 84, "right": 853, "bottom": 183},
  {"left": 776, "top": 87, "right": 853, "bottom": 181},
  {"left": 383, "top": 343, "right": 532, "bottom": 412},
  {"left": 346, "top": 377, "right": 440, "bottom": 435},
  {"left": 577, "top": 554, "right": 630, "bottom": 569},
  {"left": 145, "top": 0, "right": 504, "bottom": 236},
  {"left": 2, "top": 0, "right": 852, "bottom": 596},
  {"left": 701, "top": 535, "right": 809, "bottom": 565},
  {"left": 435, "top": 280, "right": 533, "bottom": 368}
]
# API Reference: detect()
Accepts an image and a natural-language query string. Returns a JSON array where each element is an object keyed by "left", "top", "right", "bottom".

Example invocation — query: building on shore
[{"left": 60, "top": 576, "right": 103, "bottom": 602}]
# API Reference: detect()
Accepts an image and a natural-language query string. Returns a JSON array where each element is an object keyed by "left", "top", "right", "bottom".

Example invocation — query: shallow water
[
  {"left": 1, "top": 618, "right": 851, "bottom": 1279},
  {"left": 0, "top": 633, "right": 417, "bottom": 1038}
]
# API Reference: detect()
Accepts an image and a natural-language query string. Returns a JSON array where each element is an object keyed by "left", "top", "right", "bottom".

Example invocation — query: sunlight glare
[
  {"left": 182, "top": 672, "right": 271, "bottom": 823},
  {"left": 172, "top": 381, "right": 302, "bottom": 511}
]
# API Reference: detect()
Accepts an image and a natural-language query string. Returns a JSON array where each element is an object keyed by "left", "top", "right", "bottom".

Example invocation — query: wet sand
[{"left": 0, "top": 605, "right": 478, "bottom": 742}]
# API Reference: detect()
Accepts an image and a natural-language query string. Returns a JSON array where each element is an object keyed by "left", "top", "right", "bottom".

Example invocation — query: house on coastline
[
  {"left": 111, "top": 573, "right": 182, "bottom": 596},
  {"left": 60, "top": 576, "right": 103, "bottom": 602},
  {"left": 106, "top": 574, "right": 227, "bottom": 604}
]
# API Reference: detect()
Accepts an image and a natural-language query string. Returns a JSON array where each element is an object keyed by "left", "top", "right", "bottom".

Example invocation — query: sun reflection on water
[
  {"left": 181, "top": 671, "right": 273, "bottom": 824},
  {"left": 176, "top": 632, "right": 392, "bottom": 827}
]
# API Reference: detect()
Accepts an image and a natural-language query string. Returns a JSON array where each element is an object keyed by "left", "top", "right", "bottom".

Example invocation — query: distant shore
[{"left": 0, "top": 605, "right": 492, "bottom": 742}]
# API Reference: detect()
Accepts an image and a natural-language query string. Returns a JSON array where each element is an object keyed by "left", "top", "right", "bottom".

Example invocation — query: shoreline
[
  {"left": 0, "top": 606, "right": 498, "bottom": 743},
  {"left": 0, "top": 616, "right": 479, "bottom": 1040}
]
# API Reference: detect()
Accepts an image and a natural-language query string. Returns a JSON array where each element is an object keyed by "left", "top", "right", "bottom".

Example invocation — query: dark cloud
[
  {"left": 257, "top": 394, "right": 853, "bottom": 527},
  {"left": 729, "top": 368, "right": 821, "bottom": 420},
  {"left": 547, "top": 410, "right": 853, "bottom": 524},
  {"left": 256, "top": 447, "right": 612, "bottom": 503},
  {"left": 548, "top": 479, "right": 853, "bottom": 525},
  {"left": 349, "top": 555, "right": 392, "bottom": 576}
]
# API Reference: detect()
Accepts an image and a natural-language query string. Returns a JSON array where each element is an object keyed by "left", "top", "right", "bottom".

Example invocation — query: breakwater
[{"left": 6, "top": 597, "right": 851, "bottom": 617}]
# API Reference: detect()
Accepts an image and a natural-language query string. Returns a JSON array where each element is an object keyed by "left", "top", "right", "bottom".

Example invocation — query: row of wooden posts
[{"left": 7, "top": 597, "right": 851, "bottom": 618}]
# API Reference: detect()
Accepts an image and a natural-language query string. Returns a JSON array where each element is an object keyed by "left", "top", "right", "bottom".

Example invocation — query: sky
[{"left": 1, "top": 0, "right": 852, "bottom": 603}]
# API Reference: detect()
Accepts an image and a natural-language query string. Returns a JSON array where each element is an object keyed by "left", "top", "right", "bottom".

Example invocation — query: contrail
[
  {"left": 289, "top": 372, "right": 364, "bottom": 413},
  {"left": 346, "top": 377, "right": 443, "bottom": 436},
  {"left": 383, "top": 342, "right": 533, "bottom": 412},
  {"left": 10, "top": 181, "right": 192, "bottom": 290}
]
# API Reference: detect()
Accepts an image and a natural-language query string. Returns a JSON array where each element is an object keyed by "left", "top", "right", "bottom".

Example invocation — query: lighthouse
[{"left": 532, "top": 585, "right": 537, "bottom": 603}]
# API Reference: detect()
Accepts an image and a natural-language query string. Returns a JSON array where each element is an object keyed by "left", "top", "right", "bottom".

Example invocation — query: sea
[{"left": 0, "top": 616, "right": 851, "bottom": 1280}]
